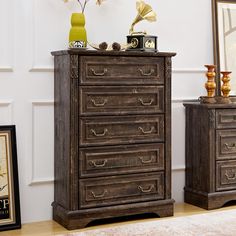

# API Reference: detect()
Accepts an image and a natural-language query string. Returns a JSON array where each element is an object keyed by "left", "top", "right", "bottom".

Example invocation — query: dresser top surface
[
  {"left": 51, "top": 49, "right": 176, "bottom": 57},
  {"left": 183, "top": 101, "right": 236, "bottom": 109}
]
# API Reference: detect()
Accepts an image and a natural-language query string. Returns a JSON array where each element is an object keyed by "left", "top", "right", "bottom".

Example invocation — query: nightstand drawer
[
  {"left": 216, "top": 109, "right": 236, "bottom": 129},
  {"left": 79, "top": 143, "right": 164, "bottom": 177},
  {"left": 79, "top": 86, "right": 164, "bottom": 116},
  {"left": 79, "top": 173, "right": 164, "bottom": 208},
  {"left": 80, "top": 115, "right": 164, "bottom": 146},
  {"left": 80, "top": 56, "right": 164, "bottom": 85},
  {"left": 216, "top": 130, "right": 236, "bottom": 160},
  {"left": 216, "top": 160, "right": 236, "bottom": 191}
]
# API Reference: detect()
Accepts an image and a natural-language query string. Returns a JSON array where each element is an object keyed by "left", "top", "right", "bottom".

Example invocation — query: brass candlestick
[
  {"left": 221, "top": 71, "right": 231, "bottom": 97},
  {"left": 205, "top": 65, "right": 216, "bottom": 97},
  {"left": 219, "top": 71, "right": 232, "bottom": 103},
  {"left": 200, "top": 65, "right": 217, "bottom": 103}
]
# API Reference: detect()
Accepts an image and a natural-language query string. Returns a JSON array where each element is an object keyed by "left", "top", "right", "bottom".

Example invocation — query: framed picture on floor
[{"left": 0, "top": 126, "right": 21, "bottom": 231}]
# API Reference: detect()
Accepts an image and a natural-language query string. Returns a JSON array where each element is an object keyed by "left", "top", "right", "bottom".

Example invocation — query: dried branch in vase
[{"left": 63, "top": 0, "right": 106, "bottom": 13}]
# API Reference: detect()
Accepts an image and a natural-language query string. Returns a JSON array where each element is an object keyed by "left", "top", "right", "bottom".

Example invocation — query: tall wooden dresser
[
  {"left": 184, "top": 102, "right": 236, "bottom": 210},
  {"left": 52, "top": 50, "right": 176, "bottom": 229}
]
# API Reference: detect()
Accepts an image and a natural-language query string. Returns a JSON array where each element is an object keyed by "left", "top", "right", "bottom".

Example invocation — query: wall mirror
[{"left": 212, "top": 0, "right": 236, "bottom": 96}]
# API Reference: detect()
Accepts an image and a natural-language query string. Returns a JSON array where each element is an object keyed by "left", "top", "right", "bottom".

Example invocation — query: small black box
[{"left": 126, "top": 35, "right": 158, "bottom": 52}]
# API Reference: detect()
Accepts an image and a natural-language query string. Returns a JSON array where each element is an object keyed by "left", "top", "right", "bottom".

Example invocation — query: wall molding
[
  {"left": 29, "top": 0, "right": 54, "bottom": 73},
  {"left": 29, "top": 67, "right": 54, "bottom": 72},
  {"left": 0, "top": 0, "right": 14, "bottom": 72},
  {"left": 172, "top": 165, "right": 185, "bottom": 172},
  {"left": 0, "top": 100, "right": 13, "bottom": 124},
  {"left": 0, "top": 67, "right": 14, "bottom": 72},
  {"left": 172, "top": 98, "right": 198, "bottom": 103},
  {"left": 29, "top": 100, "right": 54, "bottom": 185},
  {"left": 172, "top": 68, "right": 205, "bottom": 73}
]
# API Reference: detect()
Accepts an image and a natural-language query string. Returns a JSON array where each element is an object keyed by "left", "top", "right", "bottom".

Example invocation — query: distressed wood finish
[
  {"left": 184, "top": 103, "right": 236, "bottom": 210},
  {"left": 52, "top": 50, "right": 175, "bottom": 230}
]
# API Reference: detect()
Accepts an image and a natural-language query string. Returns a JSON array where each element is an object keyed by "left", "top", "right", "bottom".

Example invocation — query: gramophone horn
[{"left": 129, "top": 0, "right": 157, "bottom": 34}]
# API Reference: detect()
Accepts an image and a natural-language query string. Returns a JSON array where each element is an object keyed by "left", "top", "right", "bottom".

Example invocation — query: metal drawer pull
[
  {"left": 90, "top": 128, "right": 108, "bottom": 137},
  {"left": 138, "top": 184, "right": 154, "bottom": 193},
  {"left": 90, "top": 159, "right": 108, "bottom": 167},
  {"left": 138, "top": 98, "right": 154, "bottom": 106},
  {"left": 139, "top": 126, "right": 155, "bottom": 134},
  {"left": 224, "top": 143, "right": 236, "bottom": 149},
  {"left": 90, "top": 68, "right": 108, "bottom": 76},
  {"left": 139, "top": 156, "right": 154, "bottom": 164},
  {"left": 225, "top": 171, "right": 236, "bottom": 180},
  {"left": 138, "top": 68, "right": 154, "bottom": 76},
  {"left": 91, "top": 190, "right": 108, "bottom": 198},
  {"left": 91, "top": 98, "right": 108, "bottom": 107}
]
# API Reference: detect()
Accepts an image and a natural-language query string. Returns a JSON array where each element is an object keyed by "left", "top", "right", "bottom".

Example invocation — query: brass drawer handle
[
  {"left": 90, "top": 128, "right": 108, "bottom": 137},
  {"left": 138, "top": 184, "right": 154, "bottom": 193},
  {"left": 91, "top": 190, "right": 108, "bottom": 198},
  {"left": 90, "top": 159, "right": 108, "bottom": 167},
  {"left": 138, "top": 68, "right": 154, "bottom": 76},
  {"left": 138, "top": 98, "right": 154, "bottom": 106},
  {"left": 225, "top": 171, "right": 236, "bottom": 180},
  {"left": 90, "top": 68, "right": 108, "bottom": 76},
  {"left": 224, "top": 143, "right": 236, "bottom": 149},
  {"left": 139, "top": 156, "right": 154, "bottom": 164},
  {"left": 91, "top": 98, "right": 108, "bottom": 107},
  {"left": 138, "top": 126, "right": 155, "bottom": 134}
]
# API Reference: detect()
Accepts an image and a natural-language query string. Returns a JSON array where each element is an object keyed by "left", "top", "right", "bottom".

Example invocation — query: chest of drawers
[
  {"left": 184, "top": 103, "right": 236, "bottom": 210},
  {"left": 52, "top": 50, "right": 175, "bottom": 229}
]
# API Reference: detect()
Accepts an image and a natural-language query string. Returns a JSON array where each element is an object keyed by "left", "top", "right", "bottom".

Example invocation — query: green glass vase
[{"left": 69, "top": 13, "right": 87, "bottom": 48}]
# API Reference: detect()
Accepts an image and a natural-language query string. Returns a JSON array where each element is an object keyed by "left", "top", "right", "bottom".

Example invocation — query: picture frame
[
  {"left": 212, "top": 0, "right": 236, "bottom": 95},
  {"left": 0, "top": 126, "right": 21, "bottom": 231}
]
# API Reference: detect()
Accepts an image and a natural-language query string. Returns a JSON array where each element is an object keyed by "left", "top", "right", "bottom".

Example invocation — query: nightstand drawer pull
[
  {"left": 90, "top": 159, "right": 108, "bottom": 167},
  {"left": 91, "top": 98, "right": 108, "bottom": 107},
  {"left": 138, "top": 126, "right": 155, "bottom": 134},
  {"left": 138, "top": 98, "right": 154, "bottom": 106},
  {"left": 224, "top": 143, "right": 236, "bottom": 149},
  {"left": 225, "top": 171, "right": 236, "bottom": 180},
  {"left": 90, "top": 128, "right": 108, "bottom": 137},
  {"left": 91, "top": 190, "right": 108, "bottom": 198},
  {"left": 138, "top": 68, "right": 154, "bottom": 76},
  {"left": 138, "top": 184, "right": 154, "bottom": 193},
  {"left": 90, "top": 68, "right": 108, "bottom": 76},
  {"left": 139, "top": 156, "right": 154, "bottom": 164}
]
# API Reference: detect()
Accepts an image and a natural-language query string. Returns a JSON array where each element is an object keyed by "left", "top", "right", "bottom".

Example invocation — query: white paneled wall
[{"left": 0, "top": 0, "right": 214, "bottom": 223}]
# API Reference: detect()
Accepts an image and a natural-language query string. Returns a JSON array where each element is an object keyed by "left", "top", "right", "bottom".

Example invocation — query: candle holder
[
  {"left": 199, "top": 65, "right": 217, "bottom": 103},
  {"left": 218, "top": 71, "right": 232, "bottom": 104}
]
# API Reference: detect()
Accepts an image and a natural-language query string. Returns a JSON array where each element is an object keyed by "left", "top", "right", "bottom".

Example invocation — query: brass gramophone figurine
[{"left": 127, "top": 0, "right": 157, "bottom": 51}]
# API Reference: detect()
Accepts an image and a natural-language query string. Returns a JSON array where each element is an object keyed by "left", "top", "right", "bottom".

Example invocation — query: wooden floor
[{"left": 1, "top": 203, "right": 236, "bottom": 236}]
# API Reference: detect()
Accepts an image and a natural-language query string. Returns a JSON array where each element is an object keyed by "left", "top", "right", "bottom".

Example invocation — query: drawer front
[
  {"left": 80, "top": 56, "right": 164, "bottom": 85},
  {"left": 216, "top": 109, "right": 236, "bottom": 129},
  {"left": 216, "top": 130, "right": 236, "bottom": 160},
  {"left": 216, "top": 160, "right": 236, "bottom": 191},
  {"left": 80, "top": 115, "right": 164, "bottom": 146},
  {"left": 79, "top": 86, "right": 164, "bottom": 116},
  {"left": 79, "top": 173, "right": 164, "bottom": 208},
  {"left": 79, "top": 143, "right": 164, "bottom": 177}
]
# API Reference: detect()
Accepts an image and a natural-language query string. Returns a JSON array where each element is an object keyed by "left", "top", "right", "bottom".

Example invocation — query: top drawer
[
  {"left": 79, "top": 56, "right": 164, "bottom": 85},
  {"left": 216, "top": 109, "right": 236, "bottom": 129}
]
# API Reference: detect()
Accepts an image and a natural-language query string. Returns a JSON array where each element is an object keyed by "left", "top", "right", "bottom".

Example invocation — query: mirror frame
[{"left": 212, "top": 0, "right": 236, "bottom": 96}]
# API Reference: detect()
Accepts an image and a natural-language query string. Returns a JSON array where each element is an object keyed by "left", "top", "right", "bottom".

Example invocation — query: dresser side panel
[
  {"left": 54, "top": 54, "right": 72, "bottom": 209},
  {"left": 185, "top": 106, "right": 215, "bottom": 193},
  {"left": 164, "top": 56, "right": 172, "bottom": 199}
]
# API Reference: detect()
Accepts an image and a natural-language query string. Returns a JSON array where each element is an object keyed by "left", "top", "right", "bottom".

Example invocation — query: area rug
[{"left": 59, "top": 209, "right": 236, "bottom": 236}]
